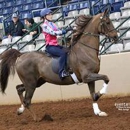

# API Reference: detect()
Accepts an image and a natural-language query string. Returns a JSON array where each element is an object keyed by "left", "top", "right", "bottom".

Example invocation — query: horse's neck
[
  {"left": 85, "top": 23, "right": 99, "bottom": 46},
  {"left": 77, "top": 23, "right": 100, "bottom": 58}
]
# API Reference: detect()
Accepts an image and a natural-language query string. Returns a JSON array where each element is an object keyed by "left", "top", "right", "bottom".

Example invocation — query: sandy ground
[{"left": 0, "top": 96, "right": 130, "bottom": 130}]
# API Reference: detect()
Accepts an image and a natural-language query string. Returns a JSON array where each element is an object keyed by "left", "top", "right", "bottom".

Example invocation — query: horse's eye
[{"left": 107, "top": 22, "right": 110, "bottom": 25}]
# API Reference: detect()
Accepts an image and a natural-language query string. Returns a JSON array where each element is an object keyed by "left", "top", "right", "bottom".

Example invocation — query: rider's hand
[{"left": 62, "top": 30, "right": 67, "bottom": 35}]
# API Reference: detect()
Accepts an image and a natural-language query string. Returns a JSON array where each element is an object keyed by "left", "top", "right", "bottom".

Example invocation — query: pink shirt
[{"left": 42, "top": 20, "right": 62, "bottom": 46}]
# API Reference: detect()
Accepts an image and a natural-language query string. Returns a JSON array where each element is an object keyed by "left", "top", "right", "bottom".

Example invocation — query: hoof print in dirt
[
  {"left": 21, "top": 119, "right": 28, "bottom": 125},
  {"left": 41, "top": 114, "right": 53, "bottom": 121}
]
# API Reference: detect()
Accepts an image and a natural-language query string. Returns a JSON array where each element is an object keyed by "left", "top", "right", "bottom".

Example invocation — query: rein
[
  {"left": 82, "top": 32, "right": 100, "bottom": 37},
  {"left": 79, "top": 41, "right": 99, "bottom": 52}
]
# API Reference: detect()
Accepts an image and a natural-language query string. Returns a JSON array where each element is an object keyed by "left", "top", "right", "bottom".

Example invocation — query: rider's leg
[{"left": 46, "top": 45, "right": 68, "bottom": 79}]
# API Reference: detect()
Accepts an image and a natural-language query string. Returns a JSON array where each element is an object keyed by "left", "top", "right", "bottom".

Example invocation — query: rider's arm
[{"left": 42, "top": 24, "right": 63, "bottom": 36}]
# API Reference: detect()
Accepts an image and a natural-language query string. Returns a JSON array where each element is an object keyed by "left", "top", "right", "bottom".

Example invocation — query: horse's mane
[
  {"left": 75, "top": 15, "right": 93, "bottom": 36},
  {"left": 70, "top": 15, "right": 93, "bottom": 45}
]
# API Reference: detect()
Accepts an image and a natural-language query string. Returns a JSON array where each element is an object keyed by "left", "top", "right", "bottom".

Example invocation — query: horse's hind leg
[
  {"left": 16, "top": 84, "right": 37, "bottom": 119},
  {"left": 23, "top": 78, "right": 46, "bottom": 121},
  {"left": 24, "top": 85, "right": 37, "bottom": 121},
  {"left": 16, "top": 84, "right": 26, "bottom": 115},
  {"left": 16, "top": 83, "right": 35, "bottom": 117}
]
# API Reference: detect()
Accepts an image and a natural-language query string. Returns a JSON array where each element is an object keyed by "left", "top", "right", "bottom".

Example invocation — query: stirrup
[{"left": 61, "top": 70, "right": 69, "bottom": 77}]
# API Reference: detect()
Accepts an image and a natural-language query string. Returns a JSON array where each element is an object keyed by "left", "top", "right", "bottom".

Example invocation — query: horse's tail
[{"left": 0, "top": 49, "right": 22, "bottom": 93}]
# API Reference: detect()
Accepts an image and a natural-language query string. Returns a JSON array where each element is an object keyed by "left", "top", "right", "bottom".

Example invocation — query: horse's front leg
[
  {"left": 84, "top": 73, "right": 109, "bottom": 83},
  {"left": 16, "top": 84, "right": 26, "bottom": 115},
  {"left": 88, "top": 81, "right": 108, "bottom": 116},
  {"left": 83, "top": 73, "right": 109, "bottom": 95},
  {"left": 83, "top": 73, "right": 109, "bottom": 116}
]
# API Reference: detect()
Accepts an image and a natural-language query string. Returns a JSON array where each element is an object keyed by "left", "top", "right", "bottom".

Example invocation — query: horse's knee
[{"left": 16, "top": 84, "right": 25, "bottom": 95}]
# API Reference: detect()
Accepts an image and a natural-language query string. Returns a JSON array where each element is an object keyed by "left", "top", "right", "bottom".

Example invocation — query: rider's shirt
[{"left": 42, "top": 19, "right": 62, "bottom": 46}]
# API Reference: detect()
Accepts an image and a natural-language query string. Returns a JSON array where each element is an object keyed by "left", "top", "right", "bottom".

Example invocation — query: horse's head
[{"left": 97, "top": 9, "right": 118, "bottom": 43}]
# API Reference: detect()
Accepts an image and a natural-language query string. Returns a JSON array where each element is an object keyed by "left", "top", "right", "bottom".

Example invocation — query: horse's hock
[{"left": 0, "top": 52, "right": 130, "bottom": 105}]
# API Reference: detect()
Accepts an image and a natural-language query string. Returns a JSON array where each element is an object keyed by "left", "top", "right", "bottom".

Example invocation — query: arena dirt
[{"left": 0, "top": 96, "right": 130, "bottom": 130}]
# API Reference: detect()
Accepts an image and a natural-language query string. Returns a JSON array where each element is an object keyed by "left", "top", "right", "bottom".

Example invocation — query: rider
[{"left": 40, "top": 8, "right": 71, "bottom": 80}]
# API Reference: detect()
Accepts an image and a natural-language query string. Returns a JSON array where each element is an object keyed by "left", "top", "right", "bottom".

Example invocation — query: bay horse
[{"left": 0, "top": 9, "right": 118, "bottom": 121}]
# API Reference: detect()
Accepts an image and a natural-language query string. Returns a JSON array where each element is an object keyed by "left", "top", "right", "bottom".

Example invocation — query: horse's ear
[{"left": 103, "top": 8, "right": 110, "bottom": 17}]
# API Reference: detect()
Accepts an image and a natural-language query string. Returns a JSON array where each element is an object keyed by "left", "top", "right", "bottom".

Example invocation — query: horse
[{"left": 0, "top": 9, "right": 118, "bottom": 121}]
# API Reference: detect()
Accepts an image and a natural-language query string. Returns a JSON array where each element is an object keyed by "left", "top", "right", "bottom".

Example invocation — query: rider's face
[{"left": 46, "top": 13, "right": 52, "bottom": 21}]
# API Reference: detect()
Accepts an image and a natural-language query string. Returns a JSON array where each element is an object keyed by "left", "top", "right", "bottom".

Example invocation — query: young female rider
[{"left": 40, "top": 8, "right": 70, "bottom": 80}]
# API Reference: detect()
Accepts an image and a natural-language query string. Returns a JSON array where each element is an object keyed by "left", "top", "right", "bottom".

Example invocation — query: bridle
[
  {"left": 81, "top": 15, "right": 115, "bottom": 37},
  {"left": 99, "top": 15, "right": 117, "bottom": 37}
]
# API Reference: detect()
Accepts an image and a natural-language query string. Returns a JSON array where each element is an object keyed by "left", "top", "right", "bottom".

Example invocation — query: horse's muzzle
[
  {"left": 113, "top": 35, "right": 118, "bottom": 43},
  {"left": 108, "top": 35, "right": 118, "bottom": 43}
]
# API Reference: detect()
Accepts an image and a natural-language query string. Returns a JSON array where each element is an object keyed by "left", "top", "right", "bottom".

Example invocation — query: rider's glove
[{"left": 62, "top": 30, "right": 67, "bottom": 35}]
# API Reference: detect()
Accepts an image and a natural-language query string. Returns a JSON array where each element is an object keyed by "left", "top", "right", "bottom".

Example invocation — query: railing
[
  {"left": 92, "top": 0, "right": 102, "bottom": 15},
  {"left": 4, "top": 3, "right": 63, "bottom": 52},
  {"left": 32, "top": 0, "right": 62, "bottom": 17},
  {"left": 0, "top": 0, "right": 71, "bottom": 53},
  {"left": 45, "top": 0, "right": 61, "bottom": 8},
  {"left": 1, "top": 0, "right": 130, "bottom": 55},
  {"left": 95, "top": 3, "right": 111, "bottom": 15}
]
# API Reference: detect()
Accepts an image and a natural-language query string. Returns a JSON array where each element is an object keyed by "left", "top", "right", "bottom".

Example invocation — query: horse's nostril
[
  {"left": 113, "top": 36, "right": 118, "bottom": 43},
  {"left": 114, "top": 36, "right": 118, "bottom": 40}
]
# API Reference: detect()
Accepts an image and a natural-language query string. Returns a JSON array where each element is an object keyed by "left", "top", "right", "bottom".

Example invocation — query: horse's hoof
[
  {"left": 17, "top": 104, "right": 25, "bottom": 115},
  {"left": 17, "top": 107, "right": 24, "bottom": 115},
  {"left": 98, "top": 111, "right": 108, "bottom": 116},
  {"left": 17, "top": 109, "right": 22, "bottom": 115}
]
